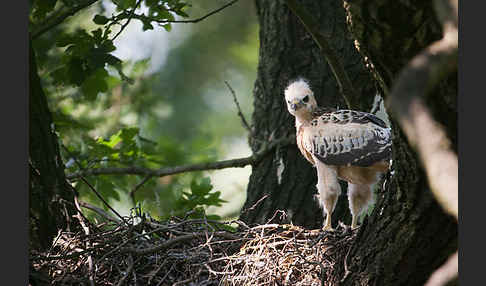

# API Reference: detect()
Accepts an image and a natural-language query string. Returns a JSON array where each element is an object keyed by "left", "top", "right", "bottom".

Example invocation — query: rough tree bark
[
  {"left": 340, "top": 1, "right": 457, "bottom": 285},
  {"left": 240, "top": 0, "right": 377, "bottom": 228},
  {"left": 241, "top": 0, "right": 457, "bottom": 285},
  {"left": 29, "top": 41, "right": 77, "bottom": 250}
]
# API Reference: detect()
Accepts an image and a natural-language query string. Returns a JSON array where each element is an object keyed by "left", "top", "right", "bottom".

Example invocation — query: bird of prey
[{"left": 284, "top": 78, "right": 391, "bottom": 230}]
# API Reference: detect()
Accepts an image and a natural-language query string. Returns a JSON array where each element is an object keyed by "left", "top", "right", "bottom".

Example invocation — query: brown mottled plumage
[{"left": 285, "top": 78, "right": 391, "bottom": 230}]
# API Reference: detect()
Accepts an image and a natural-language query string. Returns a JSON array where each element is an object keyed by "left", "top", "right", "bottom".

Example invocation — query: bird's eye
[{"left": 302, "top": 95, "right": 309, "bottom": 103}]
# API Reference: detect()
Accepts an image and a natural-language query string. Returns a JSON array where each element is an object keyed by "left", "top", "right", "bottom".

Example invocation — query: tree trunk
[
  {"left": 339, "top": 1, "right": 458, "bottom": 285},
  {"left": 241, "top": 0, "right": 457, "bottom": 285},
  {"left": 240, "top": 0, "right": 376, "bottom": 228},
  {"left": 29, "top": 41, "right": 77, "bottom": 250}
]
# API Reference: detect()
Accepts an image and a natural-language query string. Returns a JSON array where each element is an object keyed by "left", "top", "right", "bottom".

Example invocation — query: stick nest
[{"left": 30, "top": 213, "right": 357, "bottom": 285}]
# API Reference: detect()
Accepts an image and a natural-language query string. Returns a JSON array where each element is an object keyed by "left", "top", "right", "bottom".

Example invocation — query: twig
[
  {"left": 224, "top": 80, "right": 252, "bottom": 133},
  {"left": 78, "top": 200, "right": 120, "bottom": 223},
  {"left": 67, "top": 136, "right": 295, "bottom": 180},
  {"left": 32, "top": 248, "right": 96, "bottom": 261},
  {"left": 340, "top": 241, "right": 353, "bottom": 282},
  {"left": 142, "top": 0, "right": 239, "bottom": 24},
  {"left": 156, "top": 264, "right": 175, "bottom": 286},
  {"left": 79, "top": 176, "right": 129, "bottom": 225},
  {"left": 129, "top": 175, "right": 153, "bottom": 203},
  {"left": 116, "top": 254, "right": 134, "bottom": 286},
  {"left": 31, "top": 0, "right": 100, "bottom": 39},
  {"left": 265, "top": 210, "right": 287, "bottom": 224},
  {"left": 285, "top": 0, "right": 359, "bottom": 109},
  {"left": 172, "top": 271, "right": 200, "bottom": 286},
  {"left": 74, "top": 196, "right": 95, "bottom": 286},
  {"left": 111, "top": 0, "right": 142, "bottom": 41},
  {"left": 240, "top": 194, "right": 269, "bottom": 216},
  {"left": 122, "top": 231, "right": 240, "bottom": 256},
  {"left": 297, "top": 252, "right": 326, "bottom": 286}
]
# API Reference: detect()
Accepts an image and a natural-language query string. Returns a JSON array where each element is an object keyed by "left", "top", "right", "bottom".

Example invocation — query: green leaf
[
  {"left": 145, "top": 0, "right": 158, "bottom": 7},
  {"left": 106, "top": 75, "right": 122, "bottom": 90},
  {"left": 81, "top": 68, "right": 109, "bottom": 100},
  {"left": 132, "top": 58, "right": 150, "bottom": 75},
  {"left": 100, "top": 40, "right": 116, "bottom": 53},
  {"left": 96, "top": 177, "right": 120, "bottom": 201},
  {"left": 93, "top": 14, "right": 109, "bottom": 25},
  {"left": 142, "top": 20, "right": 154, "bottom": 31},
  {"left": 176, "top": 10, "right": 189, "bottom": 18},
  {"left": 50, "top": 66, "right": 68, "bottom": 84},
  {"left": 56, "top": 34, "right": 74, "bottom": 47},
  {"left": 92, "top": 28, "right": 104, "bottom": 43},
  {"left": 86, "top": 138, "right": 117, "bottom": 157},
  {"left": 162, "top": 24, "right": 172, "bottom": 32},
  {"left": 104, "top": 54, "right": 122, "bottom": 68},
  {"left": 116, "top": 0, "right": 137, "bottom": 10},
  {"left": 120, "top": 127, "right": 140, "bottom": 142},
  {"left": 99, "top": 132, "right": 122, "bottom": 149},
  {"left": 66, "top": 58, "right": 86, "bottom": 86},
  {"left": 31, "top": 0, "right": 58, "bottom": 20},
  {"left": 51, "top": 110, "right": 92, "bottom": 131}
]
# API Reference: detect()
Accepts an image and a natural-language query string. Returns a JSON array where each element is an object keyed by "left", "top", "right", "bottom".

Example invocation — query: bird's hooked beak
[{"left": 290, "top": 99, "right": 304, "bottom": 111}]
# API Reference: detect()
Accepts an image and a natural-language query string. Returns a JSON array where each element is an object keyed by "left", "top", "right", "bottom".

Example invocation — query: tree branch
[
  {"left": 129, "top": 175, "right": 153, "bottom": 203},
  {"left": 78, "top": 200, "right": 120, "bottom": 223},
  {"left": 424, "top": 251, "right": 458, "bottom": 286},
  {"left": 144, "top": 0, "right": 240, "bottom": 24},
  {"left": 111, "top": 0, "right": 143, "bottom": 41},
  {"left": 122, "top": 231, "right": 240, "bottom": 256},
  {"left": 30, "top": 0, "right": 100, "bottom": 39},
  {"left": 386, "top": 0, "right": 458, "bottom": 220},
  {"left": 79, "top": 176, "right": 129, "bottom": 225},
  {"left": 386, "top": 2, "right": 458, "bottom": 286},
  {"left": 66, "top": 137, "right": 295, "bottom": 180},
  {"left": 225, "top": 80, "right": 252, "bottom": 134},
  {"left": 31, "top": 0, "right": 239, "bottom": 40},
  {"left": 285, "top": 0, "right": 359, "bottom": 109}
]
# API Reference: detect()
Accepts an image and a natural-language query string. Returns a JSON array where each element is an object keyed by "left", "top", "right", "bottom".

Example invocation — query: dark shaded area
[
  {"left": 240, "top": 0, "right": 376, "bottom": 229},
  {"left": 241, "top": 0, "right": 457, "bottom": 285},
  {"left": 29, "top": 42, "right": 77, "bottom": 250}
]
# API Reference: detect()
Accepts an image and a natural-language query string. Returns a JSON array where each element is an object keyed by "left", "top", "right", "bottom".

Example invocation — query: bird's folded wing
[{"left": 304, "top": 111, "right": 392, "bottom": 167}]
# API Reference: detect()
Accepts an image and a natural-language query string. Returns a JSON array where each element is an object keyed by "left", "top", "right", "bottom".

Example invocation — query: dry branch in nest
[
  {"left": 30, "top": 212, "right": 357, "bottom": 285},
  {"left": 220, "top": 223, "right": 356, "bottom": 286}
]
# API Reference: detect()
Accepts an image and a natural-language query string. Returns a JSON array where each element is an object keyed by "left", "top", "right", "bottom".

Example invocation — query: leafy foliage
[
  {"left": 32, "top": 0, "right": 191, "bottom": 100},
  {"left": 30, "top": 0, "right": 257, "bottom": 222},
  {"left": 174, "top": 177, "right": 227, "bottom": 220}
]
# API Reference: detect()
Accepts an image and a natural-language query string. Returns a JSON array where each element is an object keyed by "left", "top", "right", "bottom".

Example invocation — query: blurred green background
[{"left": 32, "top": 0, "right": 258, "bottom": 222}]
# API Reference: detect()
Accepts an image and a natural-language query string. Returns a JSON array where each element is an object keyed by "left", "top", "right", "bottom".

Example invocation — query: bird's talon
[
  {"left": 285, "top": 78, "right": 390, "bottom": 235},
  {"left": 322, "top": 225, "right": 334, "bottom": 232}
]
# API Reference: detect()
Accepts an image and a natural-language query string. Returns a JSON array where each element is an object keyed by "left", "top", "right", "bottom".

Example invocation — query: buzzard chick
[{"left": 284, "top": 78, "right": 391, "bottom": 230}]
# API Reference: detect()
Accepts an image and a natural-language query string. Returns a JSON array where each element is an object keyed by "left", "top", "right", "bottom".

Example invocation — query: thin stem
[
  {"left": 225, "top": 80, "right": 252, "bottom": 133},
  {"left": 111, "top": 0, "right": 143, "bottom": 41}
]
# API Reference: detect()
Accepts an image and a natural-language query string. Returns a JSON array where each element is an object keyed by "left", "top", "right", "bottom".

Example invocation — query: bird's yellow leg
[
  {"left": 313, "top": 160, "right": 341, "bottom": 232},
  {"left": 351, "top": 215, "right": 359, "bottom": 229},
  {"left": 322, "top": 209, "right": 334, "bottom": 231},
  {"left": 348, "top": 183, "right": 373, "bottom": 230},
  {"left": 321, "top": 192, "right": 338, "bottom": 231}
]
